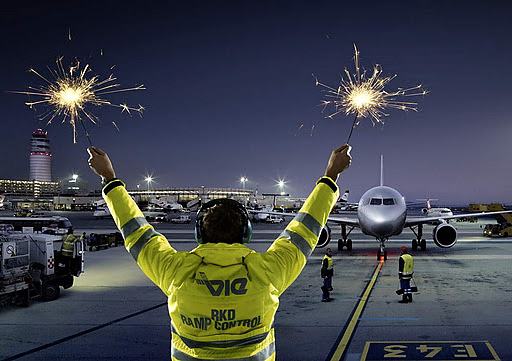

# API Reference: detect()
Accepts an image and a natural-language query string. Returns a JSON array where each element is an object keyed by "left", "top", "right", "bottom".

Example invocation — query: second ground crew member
[
  {"left": 61, "top": 228, "right": 77, "bottom": 258},
  {"left": 87, "top": 144, "right": 352, "bottom": 361},
  {"left": 398, "top": 245, "right": 414, "bottom": 303},
  {"left": 321, "top": 248, "right": 334, "bottom": 302}
]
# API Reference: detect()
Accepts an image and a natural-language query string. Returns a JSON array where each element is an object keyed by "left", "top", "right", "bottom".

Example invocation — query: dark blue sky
[{"left": 1, "top": 1, "right": 511, "bottom": 203}]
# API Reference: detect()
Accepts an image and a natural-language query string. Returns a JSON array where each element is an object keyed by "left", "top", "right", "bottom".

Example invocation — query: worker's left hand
[{"left": 87, "top": 147, "right": 116, "bottom": 182}]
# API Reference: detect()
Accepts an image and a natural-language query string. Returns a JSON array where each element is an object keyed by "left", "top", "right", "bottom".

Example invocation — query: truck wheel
[
  {"left": 42, "top": 282, "right": 60, "bottom": 301},
  {"left": 16, "top": 289, "right": 31, "bottom": 307},
  {"left": 61, "top": 275, "right": 74, "bottom": 289}
]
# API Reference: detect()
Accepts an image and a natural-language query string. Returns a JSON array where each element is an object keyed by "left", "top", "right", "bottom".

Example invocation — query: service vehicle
[
  {"left": 86, "top": 232, "right": 123, "bottom": 251},
  {"left": 0, "top": 231, "right": 84, "bottom": 307},
  {"left": 266, "top": 215, "right": 284, "bottom": 224},
  {"left": 0, "top": 216, "right": 73, "bottom": 235},
  {"left": 168, "top": 214, "right": 191, "bottom": 224}
]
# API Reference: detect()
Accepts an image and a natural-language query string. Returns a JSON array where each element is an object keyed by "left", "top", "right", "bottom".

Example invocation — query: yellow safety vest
[
  {"left": 322, "top": 255, "right": 333, "bottom": 270},
  {"left": 61, "top": 234, "right": 76, "bottom": 257},
  {"left": 103, "top": 177, "right": 339, "bottom": 361},
  {"left": 400, "top": 254, "right": 414, "bottom": 278}
]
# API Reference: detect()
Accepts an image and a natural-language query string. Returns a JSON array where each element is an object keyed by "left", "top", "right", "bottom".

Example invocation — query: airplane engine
[
  {"left": 316, "top": 225, "right": 331, "bottom": 248},
  {"left": 433, "top": 223, "right": 457, "bottom": 248}
]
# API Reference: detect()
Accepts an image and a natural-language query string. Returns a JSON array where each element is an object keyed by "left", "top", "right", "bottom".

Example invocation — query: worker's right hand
[
  {"left": 87, "top": 147, "right": 116, "bottom": 182},
  {"left": 324, "top": 144, "right": 352, "bottom": 181}
]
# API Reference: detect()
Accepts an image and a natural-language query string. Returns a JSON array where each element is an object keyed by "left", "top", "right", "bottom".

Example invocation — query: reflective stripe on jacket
[
  {"left": 103, "top": 177, "right": 339, "bottom": 360},
  {"left": 399, "top": 254, "right": 414, "bottom": 279},
  {"left": 61, "top": 234, "right": 76, "bottom": 257}
]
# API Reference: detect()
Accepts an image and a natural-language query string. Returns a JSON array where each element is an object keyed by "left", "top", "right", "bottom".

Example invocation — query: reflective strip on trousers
[
  {"left": 171, "top": 342, "right": 275, "bottom": 361},
  {"left": 280, "top": 230, "right": 313, "bottom": 258},
  {"left": 129, "top": 228, "right": 161, "bottom": 261},
  {"left": 172, "top": 327, "right": 270, "bottom": 349},
  {"left": 121, "top": 217, "right": 149, "bottom": 239},
  {"left": 293, "top": 212, "right": 321, "bottom": 237}
]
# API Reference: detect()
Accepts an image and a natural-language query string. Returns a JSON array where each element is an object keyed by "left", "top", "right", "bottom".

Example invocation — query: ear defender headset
[{"left": 195, "top": 198, "right": 253, "bottom": 244}]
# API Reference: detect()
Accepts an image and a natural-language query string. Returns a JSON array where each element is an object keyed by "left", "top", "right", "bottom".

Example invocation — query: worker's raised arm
[
  {"left": 261, "top": 144, "right": 351, "bottom": 294},
  {"left": 88, "top": 147, "right": 182, "bottom": 294}
]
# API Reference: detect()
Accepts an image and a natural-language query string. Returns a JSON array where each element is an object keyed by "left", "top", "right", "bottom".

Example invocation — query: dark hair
[{"left": 202, "top": 203, "right": 245, "bottom": 243}]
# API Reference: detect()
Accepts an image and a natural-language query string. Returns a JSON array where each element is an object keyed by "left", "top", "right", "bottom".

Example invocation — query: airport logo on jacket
[{"left": 195, "top": 272, "right": 248, "bottom": 296}]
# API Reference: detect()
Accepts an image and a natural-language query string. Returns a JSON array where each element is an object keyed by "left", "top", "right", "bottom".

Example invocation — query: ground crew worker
[
  {"left": 398, "top": 245, "right": 414, "bottom": 303},
  {"left": 321, "top": 248, "right": 334, "bottom": 302},
  {"left": 61, "top": 228, "right": 77, "bottom": 258},
  {"left": 87, "top": 144, "right": 352, "bottom": 361}
]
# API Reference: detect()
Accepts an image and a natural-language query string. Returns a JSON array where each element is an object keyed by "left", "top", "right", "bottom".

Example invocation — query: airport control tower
[{"left": 29, "top": 129, "right": 52, "bottom": 182}]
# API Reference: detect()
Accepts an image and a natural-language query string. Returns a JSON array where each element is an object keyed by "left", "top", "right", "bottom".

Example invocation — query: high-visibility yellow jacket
[
  {"left": 61, "top": 234, "right": 77, "bottom": 258},
  {"left": 322, "top": 255, "right": 333, "bottom": 270},
  {"left": 103, "top": 176, "right": 339, "bottom": 361},
  {"left": 399, "top": 253, "right": 414, "bottom": 279}
]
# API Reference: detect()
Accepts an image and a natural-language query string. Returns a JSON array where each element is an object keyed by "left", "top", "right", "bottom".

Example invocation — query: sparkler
[
  {"left": 315, "top": 44, "right": 427, "bottom": 143},
  {"left": 12, "top": 56, "right": 145, "bottom": 144}
]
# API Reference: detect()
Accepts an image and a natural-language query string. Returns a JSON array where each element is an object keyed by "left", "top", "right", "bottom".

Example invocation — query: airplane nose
[{"left": 372, "top": 223, "right": 394, "bottom": 236}]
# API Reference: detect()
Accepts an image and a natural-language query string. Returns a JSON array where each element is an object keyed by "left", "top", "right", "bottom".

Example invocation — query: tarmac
[{"left": 1, "top": 212, "right": 511, "bottom": 361}]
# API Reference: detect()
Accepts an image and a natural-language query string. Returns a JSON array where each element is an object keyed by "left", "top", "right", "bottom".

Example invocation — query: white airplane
[
  {"left": 152, "top": 199, "right": 184, "bottom": 212},
  {"left": 417, "top": 198, "right": 453, "bottom": 218},
  {"left": 267, "top": 156, "right": 512, "bottom": 260}
]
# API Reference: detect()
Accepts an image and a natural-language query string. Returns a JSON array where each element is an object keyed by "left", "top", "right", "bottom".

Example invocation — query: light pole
[{"left": 240, "top": 176, "right": 248, "bottom": 189}]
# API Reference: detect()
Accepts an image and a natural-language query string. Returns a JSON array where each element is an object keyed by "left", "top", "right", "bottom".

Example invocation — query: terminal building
[{"left": 53, "top": 187, "right": 256, "bottom": 211}]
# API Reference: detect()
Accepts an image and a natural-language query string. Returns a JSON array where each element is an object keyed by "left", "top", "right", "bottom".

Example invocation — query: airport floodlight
[
  {"left": 240, "top": 176, "right": 248, "bottom": 189},
  {"left": 145, "top": 176, "right": 154, "bottom": 191},
  {"left": 72, "top": 174, "right": 78, "bottom": 180}
]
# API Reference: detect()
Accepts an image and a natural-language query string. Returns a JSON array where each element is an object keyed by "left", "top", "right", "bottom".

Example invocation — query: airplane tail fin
[
  {"left": 380, "top": 154, "right": 384, "bottom": 186},
  {"left": 339, "top": 189, "right": 350, "bottom": 203}
]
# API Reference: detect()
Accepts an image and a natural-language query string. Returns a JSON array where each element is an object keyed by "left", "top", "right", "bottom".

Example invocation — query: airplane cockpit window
[
  {"left": 383, "top": 198, "right": 395, "bottom": 205},
  {"left": 370, "top": 198, "right": 382, "bottom": 205}
]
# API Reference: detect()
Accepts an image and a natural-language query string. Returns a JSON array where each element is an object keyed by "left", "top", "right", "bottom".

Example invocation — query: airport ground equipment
[
  {"left": 0, "top": 231, "right": 84, "bottom": 307},
  {"left": 168, "top": 214, "right": 191, "bottom": 224},
  {"left": 86, "top": 232, "right": 122, "bottom": 251}
]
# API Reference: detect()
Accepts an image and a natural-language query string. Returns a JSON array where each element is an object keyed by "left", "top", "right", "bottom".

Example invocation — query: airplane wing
[
  {"left": 327, "top": 214, "right": 360, "bottom": 227},
  {"left": 249, "top": 209, "right": 360, "bottom": 227},
  {"left": 404, "top": 210, "right": 512, "bottom": 227}
]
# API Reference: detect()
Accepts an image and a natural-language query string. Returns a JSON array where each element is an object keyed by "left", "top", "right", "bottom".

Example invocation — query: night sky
[{"left": 1, "top": 1, "right": 511, "bottom": 203}]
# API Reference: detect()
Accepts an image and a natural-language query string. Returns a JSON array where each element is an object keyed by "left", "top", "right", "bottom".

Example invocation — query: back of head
[
  {"left": 202, "top": 202, "right": 245, "bottom": 244},
  {"left": 400, "top": 246, "right": 408, "bottom": 254},
  {"left": 67, "top": 228, "right": 74, "bottom": 235}
]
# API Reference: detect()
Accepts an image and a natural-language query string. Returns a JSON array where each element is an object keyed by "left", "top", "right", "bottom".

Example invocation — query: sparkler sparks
[
  {"left": 315, "top": 44, "right": 427, "bottom": 142},
  {"left": 12, "top": 56, "right": 145, "bottom": 144}
]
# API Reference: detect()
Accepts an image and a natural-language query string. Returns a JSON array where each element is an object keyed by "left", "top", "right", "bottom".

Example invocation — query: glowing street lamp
[
  {"left": 277, "top": 179, "right": 286, "bottom": 195},
  {"left": 71, "top": 174, "right": 79, "bottom": 181},
  {"left": 145, "top": 175, "right": 153, "bottom": 191},
  {"left": 240, "top": 176, "right": 248, "bottom": 189}
]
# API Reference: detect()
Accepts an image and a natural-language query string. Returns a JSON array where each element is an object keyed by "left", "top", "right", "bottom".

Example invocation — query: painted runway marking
[
  {"left": 2, "top": 302, "right": 167, "bottom": 361},
  {"left": 326, "top": 261, "right": 384, "bottom": 361},
  {"left": 360, "top": 341, "right": 501, "bottom": 361}
]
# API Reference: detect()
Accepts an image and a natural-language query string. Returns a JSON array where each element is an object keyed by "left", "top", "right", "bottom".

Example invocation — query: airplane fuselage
[{"left": 357, "top": 186, "right": 407, "bottom": 239}]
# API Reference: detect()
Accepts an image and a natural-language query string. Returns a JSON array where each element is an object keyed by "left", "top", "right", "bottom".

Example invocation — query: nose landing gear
[{"left": 377, "top": 239, "right": 387, "bottom": 261}]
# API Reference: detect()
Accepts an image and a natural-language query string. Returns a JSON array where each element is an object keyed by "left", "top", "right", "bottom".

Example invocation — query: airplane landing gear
[
  {"left": 411, "top": 224, "right": 427, "bottom": 251},
  {"left": 377, "top": 239, "right": 387, "bottom": 261},
  {"left": 338, "top": 225, "right": 354, "bottom": 252}
]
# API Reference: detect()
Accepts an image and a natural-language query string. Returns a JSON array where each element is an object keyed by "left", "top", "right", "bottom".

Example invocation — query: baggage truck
[{"left": 0, "top": 231, "right": 84, "bottom": 307}]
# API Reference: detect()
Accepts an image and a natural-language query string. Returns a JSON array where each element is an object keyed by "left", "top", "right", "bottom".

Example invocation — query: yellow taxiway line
[{"left": 327, "top": 260, "right": 384, "bottom": 361}]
